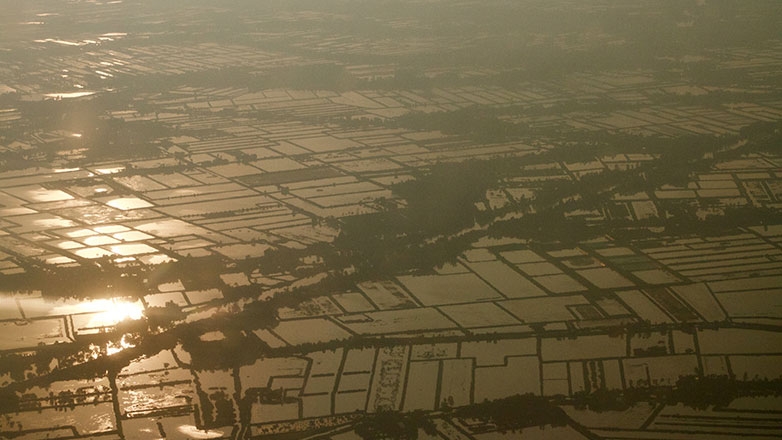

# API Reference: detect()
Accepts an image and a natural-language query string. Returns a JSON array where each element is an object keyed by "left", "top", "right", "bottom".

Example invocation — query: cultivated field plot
[{"left": 397, "top": 273, "right": 502, "bottom": 306}]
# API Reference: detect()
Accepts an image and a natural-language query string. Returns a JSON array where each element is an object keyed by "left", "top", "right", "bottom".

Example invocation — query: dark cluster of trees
[
  {"left": 195, "top": 389, "right": 237, "bottom": 430},
  {"left": 453, "top": 394, "right": 568, "bottom": 433},
  {"left": 355, "top": 410, "right": 436, "bottom": 440},
  {"left": 388, "top": 107, "right": 521, "bottom": 143},
  {"left": 9, "top": 98, "right": 169, "bottom": 163},
  {"left": 353, "top": 391, "right": 567, "bottom": 438},
  {"left": 334, "top": 159, "right": 501, "bottom": 275},
  {"left": 393, "top": 160, "right": 498, "bottom": 234},
  {"left": 574, "top": 374, "right": 782, "bottom": 413},
  {"left": 737, "top": 120, "right": 782, "bottom": 154}
]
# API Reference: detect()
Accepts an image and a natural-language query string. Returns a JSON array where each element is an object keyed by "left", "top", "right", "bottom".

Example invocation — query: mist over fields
[{"left": 1, "top": 1, "right": 782, "bottom": 439}]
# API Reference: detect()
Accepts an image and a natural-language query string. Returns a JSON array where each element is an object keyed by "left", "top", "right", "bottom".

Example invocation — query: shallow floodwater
[{"left": 0, "top": 292, "right": 144, "bottom": 351}]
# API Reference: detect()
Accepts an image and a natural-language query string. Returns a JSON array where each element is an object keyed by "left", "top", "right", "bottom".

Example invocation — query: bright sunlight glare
[{"left": 87, "top": 299, "right": 144, "bottom": 328}]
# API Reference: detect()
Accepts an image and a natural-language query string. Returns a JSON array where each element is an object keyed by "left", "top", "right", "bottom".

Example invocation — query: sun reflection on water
[
  {"left": 46, "top": 297, "right": 145, "bottom": 330},
  {"left": 85, "top": 299, "right": 144, "bottom": 328},
  {"left": 106, "top": 334, "right": 136, "bottom": 356},
  {"left": 177, "top": 425, "right": 225, "bottom": 439}
]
